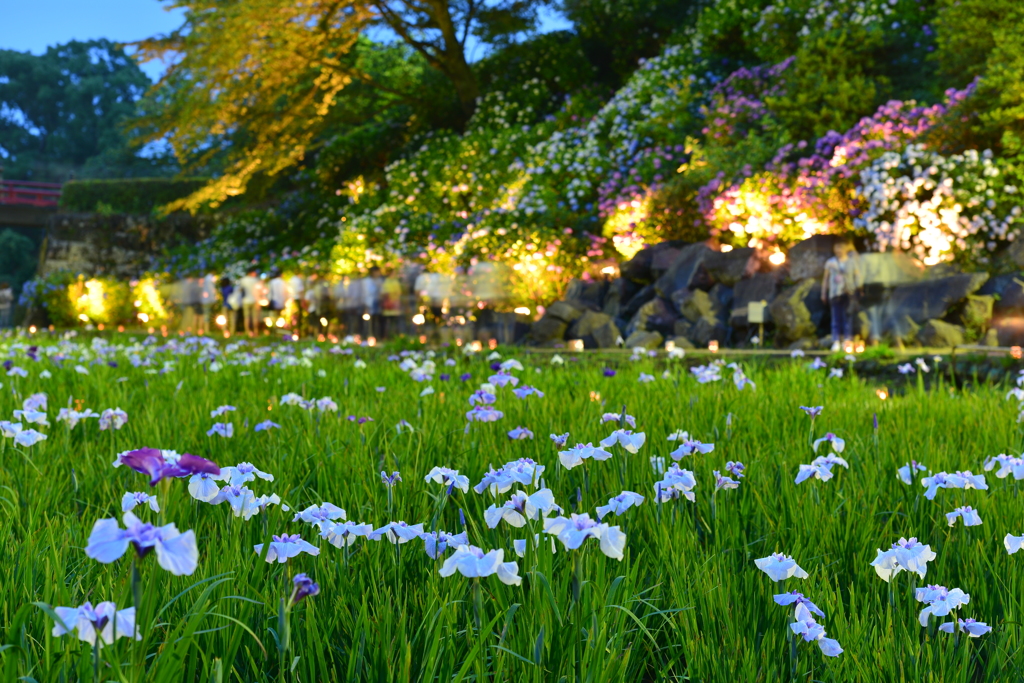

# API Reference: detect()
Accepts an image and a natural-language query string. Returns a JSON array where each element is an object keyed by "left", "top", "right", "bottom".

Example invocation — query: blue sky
[{"left": 0, "top": 1, "right": 572, "bottom": 81}]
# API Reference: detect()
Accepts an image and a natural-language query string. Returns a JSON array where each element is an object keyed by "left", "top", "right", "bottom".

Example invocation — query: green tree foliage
[
  {"left": 0, "top": 230, "right": 38, "bottom": 294},
  {"left": 134, "top": 0, "right": 553, "bottom": 212},
  {"left": 934, "top": 0, "right": 1024, "bottom": 156},
  {"left": 562, "top": 0, "right": 701, "bottom": 83},
  {"left": 0, "top": 40, "right": 151, "bottom": 181}
]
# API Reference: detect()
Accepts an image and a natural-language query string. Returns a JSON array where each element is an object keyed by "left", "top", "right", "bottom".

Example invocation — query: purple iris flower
[
  {"left": 254, "top": 420, "right": 281, "bottom": 432},
  {"left": 603, "top": 368, "right": 616, "bottom": 377},
  {"left": 490, "top": 362, "right": 502, "bottom": 371},
  {"left": 460, "top": 373, "right": 472, "bottom": 382},
  {"left": 381, "top": 471, "right": 402, "bottom": 487},
  {"left": 290, "top": 573, "right": 320, "bottom": 605},
  {"left": 118, "top": 448, "right": 220, "bottom": 486},
  {"left": 440, "top": 373, "right": 450, "bottom": 381},
  {"left": 800, "top": 406, "right": 823, "bottom": 418}
]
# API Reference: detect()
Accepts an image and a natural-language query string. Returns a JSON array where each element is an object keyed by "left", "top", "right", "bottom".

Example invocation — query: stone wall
[
  {"left": 529, "top": 236, "right": 1024, "bottom": 349},
  {"left": 42, "top": 212, "right": 215, "bottom": 278}
]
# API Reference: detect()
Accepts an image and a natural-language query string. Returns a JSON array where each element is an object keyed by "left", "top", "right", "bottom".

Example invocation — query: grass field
[{"left": 0, "top": 333, "right": 1022, "bottom": 682}]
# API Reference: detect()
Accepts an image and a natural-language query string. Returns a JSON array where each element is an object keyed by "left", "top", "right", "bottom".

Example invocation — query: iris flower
[
  {"left": 222, "top": 462, "right": 274, "bottom": 486},
  {"left": 773, "top": 591, "right": 824, "bottom": 618},
  {"left": 321, "top": 520, "right": 374, "bottom": 548},
  {"left": 290, "top": 573, "right": 320, "bottom": 605},
  {"left": 795, "top": 455, "right": 849, "bottom": 484},
  {"left": 800, "top": 406, "right": 823, "bottom": 418},
  {"left": 600, "top": 429, "right": 646, "bottom": 453},
  {"left": 897, "top": 461, "right": 928, "bottom": 485},
  {"left": 116, "top": 448, "right": 220, "bottom": 486},
  {"left": 420, "top": 530, "right": 469, "bottom": 559},
  {"left": 669, "top": 437, "right": 714, "bottom": 460},
  {"left": 370, "top": 521, "right": 425, "bottom": 543},
  {"left": 558, "top": 443, "right": 614, "bottom": 470},
  {"left": 424, "top": 467, "right": 470, "bottom": 493},
  {"left": 254, "top": 420, "right": 281, "bottom": 432},
  {"left": 726, "top": 461, "right": 746, "bottom": 478},
  {"left": 596, "top": 491, "right": 644, "bottom": 519},
  {"left": 870, "top": 537, "right": 937, "bottom": 582},
  {"left": 755, "top": 553, "right": 809, "bottom": 581},
  {"left": 484, "top": 489, "right": 562, "bottom": 528},
  {"left": 984, "top": 454, "right": 1024, "bottom": 480},
  {"left": 790, "top": 603, "right": 843, "bottom": 657},
  {"left": 22, "top": 393, "right": 47, "bottom": 411},
  {"left": 0, "top": 422, "right": 48, "bottom": 447},
  {"left": 938, "top": 618, "right": 991, "bottom": 637},
  {"left": 439, "top": 545, "right": 522, "bottom": 585},
  {"left": 543, "top": 513, "right": 626, "bottom": 560},
  {"left": 13, "top": 409, "right": 49, "bottom": 426},
  {"left": 602, "top": 412, "right": 636, "bottom": 428},
  {"left": 921, "top": 471, "right": 988, "bottom": 500},
  {"left": 99, "top": 408, "right": 128, "bottom": 431},
  {"left": 86, "top": 512, "right": 198, "bottom": 575},
  {"left": 210, "top": 405, "right": 236, "bottom": 418},
  {"left": 381, "top": 471, "right": 401, "bottom": 487},
  {"left": 57, "top": 408, "right": 99, "bottom": 429},
  {"left": 488, "top": 371, "right": 519, "bottom": 388},
  {"left": 473, "top": 458, "right": 544, "bottom": 494},
  {"left": 188, "top": 471, "right": 225, "bottom": 501},
  {"left": 206, "top": 422, "right": 234, "bottom": 438},
  {"left": 121, "top": 492, "right": 159, "bottom": 513},
  {"left": 512, "top": 385, "right": 544, "bottom": 399},
  {"left": 916, "top": 585, "right": 970, "bottom": 626},
  {"left": 466, "top": 405, "right": 504, "bottom": 422},
  {"left": 812, "top": 433, "right": 845, "bottom": 453},
  {"left": 508, "top": 426, "right": 534, "bottom": 440},
  {"left": 549, "top": 432, "right": 569, "bottom": 448},
  {"left": 714, "top": 470, "right": 740, "bottom": 491},
  {"left": 254, "top": 534, "right": 320, "bottom": 563},
  {"left": 293, "top": 503, "right": 347, "bottom": 528},
  {"left": 946, "top": 506, "right": 982, "bottom": 527},
  {"left": 809, "top": 358, "right": 827, "bottom": 370},
  {"left": 1005, "top": 533, "right": 1024, "bottom": 554},
  {"left": 50, "top": 602, "right": 140, "bottom": 646},
  {"left": 654, "top": 465, "right": 697, "bottom": 502}
]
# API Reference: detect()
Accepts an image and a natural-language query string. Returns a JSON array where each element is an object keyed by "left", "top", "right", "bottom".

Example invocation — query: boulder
[
  {"left": 530, "top": 316, "right": 568, "bottom": 344},
  {"left": 601, "top": 280, "right": 623, "bottom": 319},
  {"left": 992, "top": 317, "right": 1024, "bottom": 347},
  {"left": 624, "top": 330, "right": 663, "bottom": 349},
  {"left": 708, "top": 283, "right": 734, "bottom": 313},
  {"left": 869, "top": 272, "right": 988, "bottom": 339},
  {"left": 654, "top": 243, "right": 714, "bottom": 298},
  {"left": 730, "top": 272, "right": 780, "bottom": 326},
  {"left": 769, "top": 278, "right": 822, "bottom": 344},
  {"left": 672, "top": 289, "right": 718, "bottom": 323},
  {"left": 957, "top": 294, "right": 994, "bottom": 331},
  {"left": 979, "top": 273, "right": 1024, "bottom": 316},
  {"left": 564, "top": 279, "right": 609, "bottom": 312},
  {"left": 1006, "top": 238, "right": 1024, "bottom": 269},
  {"left": 620, "top": 284, "right": 656, "bottom": 322},
  {"left": 626, "top": 297, "right": 676, "bottom": 338},
  {"left": 545, "top": 300, "right": 583, "bottom": 324},
  {"left": 668, "top": 336, "right": 696, "bottom": 349},
  {"left": 620, "top": 241, "right": 688, "bottom": 284},
  {"left": 787, "top": 235, "right": 841, "bottom": 281},
  {"left": 983, "top": 328, "right": 1000, "bottom": 346},
  {"left": 917, "top": 319, "right": 965, "bottom": 348},
  {"left": 571, "top": 310, "right": 612, "bottom": 338},
  {"left": 702, "top": 248, "right": 757, "bottom": 286},
  {"left": 691, "top": 316, "right": 727, "bottom": 347}
]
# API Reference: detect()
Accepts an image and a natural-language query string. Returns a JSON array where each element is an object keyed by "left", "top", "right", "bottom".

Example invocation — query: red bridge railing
[{"left": 0, "top": 180, "right": 62, "bottom": 208}]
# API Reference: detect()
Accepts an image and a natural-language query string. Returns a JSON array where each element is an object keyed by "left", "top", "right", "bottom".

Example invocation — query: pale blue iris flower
[{"left": 85, "top": 512, "right": 198, "bottom": 576}]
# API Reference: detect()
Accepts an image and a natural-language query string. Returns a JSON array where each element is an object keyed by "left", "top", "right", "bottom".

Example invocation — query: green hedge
[{"left": 59, "top": 178, "right": 210, "bottom": 215}]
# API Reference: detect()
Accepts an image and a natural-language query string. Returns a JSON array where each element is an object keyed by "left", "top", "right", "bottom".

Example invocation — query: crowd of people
[{"left": 162, "top": 263, "right": 515, "bottom": 341}]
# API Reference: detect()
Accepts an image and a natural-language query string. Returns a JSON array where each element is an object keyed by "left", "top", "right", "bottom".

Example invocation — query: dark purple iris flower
[
  {"left": 290, "top": 573, "right": 320, "bottom": 605},
  {"left": 603, "top": 368, "right": 616, "bottom": 377},
  {"left": 459, "top": 373, "right": 472, "bottom": 382},
  {"left": 119, "top": 448, "right": 220, "bottom": 486},
  {"left": 439, "top": 373, "right": 450, "bottom": 381},
  {"left": 490, "top": 362, "right": 502, "bottom": 371}
]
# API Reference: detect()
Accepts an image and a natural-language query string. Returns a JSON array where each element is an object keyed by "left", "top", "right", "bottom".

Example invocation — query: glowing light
[
  {"left": 844, "top": 341, "right": 855, "bottom": 354},
  {"left": 568, "top": 339, "right": 584, "bottom": 351},
  {"left": 78, "top": 314, "right": 89, "bottom": 322},
  {"left": 589, "top": 391, "right": 601, "bottom": 402},
  {"left": 855, "top": 341, "right": 865, "bottom": 353},
  {"left": 117, "top": 325, "right": 124, "bottom": 333},
  {"left": 319, "top": 317, "right": 328, "bottom": 327},
  {"left": 419, "top": 335, "right": 427, "bottom": 344},
  {"left": 768, "top": 250, "right": 787, "bottom": 266},
  {"left": 514, "top": 307, "right": 531, "bottom": 316},
  {"left": 601, "top": 266, "right": 617, "bottom": 275},
  {"left": 412, "top": 314, "right": 426, "bottom": 325},
  {"left": 368, "top": 337, "right": 377, "bottom": 347},
  {"left": 275, "top": 318, "right": 286, "bottom": 328},
  {"left": 469, "top": 341, "right": 483, "bottom": 352},
  {"left": 489, "top": 339, "right": 497, "bottom": 350},
  {"left": 263, "top": 317, "right": 274, "bottom": 327},
  {"left": 259, "top": 299, "right": 270, "bottom": 307},
  {"left": 215, "top": 315, "right": 227, "bottom": 326},
  {"left": 708, "top": 340, "right": 719, "bottom": 353},
  {"left": 362, "top": 313, "right": 371, "bottom": 321},
  {"left": 97, "top": 324, "right": 105, "bottom": 331},
  {"left": 291, "top": 334, "right": 299, "bottom": 341},
  {"left": 720, "top": 245, "right": 734, "bottom": 253},
  {"left": 876, "top": 388, "right": 889, "bottom": 401},
  {"left": 665, "top": 340, "right": 676, "bottom": 352},
  {"left": 1013, "top": 346, "right": 1023, "bottom": 360}
]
